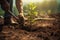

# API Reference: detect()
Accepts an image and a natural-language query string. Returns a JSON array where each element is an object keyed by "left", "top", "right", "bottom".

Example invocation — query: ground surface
[{"left": 0, "top": 13, "right": 60, "bottom": 40}]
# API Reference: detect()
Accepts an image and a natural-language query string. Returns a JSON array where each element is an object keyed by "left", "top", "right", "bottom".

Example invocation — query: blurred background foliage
[
  {"left": 0, "top": 0, "right": 60, "bottom": 17},
  {"left": 0, "top": 5, "right": 5, "bottom": 16}
]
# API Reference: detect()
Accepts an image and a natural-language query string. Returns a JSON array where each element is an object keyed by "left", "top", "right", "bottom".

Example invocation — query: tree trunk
[{"left": 16, "top": 0, "right": 24, "bottom": 26}]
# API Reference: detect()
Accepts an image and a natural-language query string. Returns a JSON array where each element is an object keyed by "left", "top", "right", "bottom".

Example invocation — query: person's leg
[
  {"left": 0, "top": 0, "right": 11, "bottom": 25},
  {"left": 16, "top": 0, "right": 24, "bottom": 27},
  {"left": 4, "top": 11, "right": 11, "bottom": 25},
  {"left": 4, "top": 0, "right": 13, "bottom": 25}
]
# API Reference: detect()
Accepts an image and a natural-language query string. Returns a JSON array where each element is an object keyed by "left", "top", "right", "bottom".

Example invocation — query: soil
[{"left": 0, "top": 13, "right": 60, "bottom": 40}]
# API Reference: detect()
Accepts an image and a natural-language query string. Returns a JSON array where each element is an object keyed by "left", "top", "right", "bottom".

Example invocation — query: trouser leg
[{"left": 4, "top": 0, "right": 13, "bottom": 25}]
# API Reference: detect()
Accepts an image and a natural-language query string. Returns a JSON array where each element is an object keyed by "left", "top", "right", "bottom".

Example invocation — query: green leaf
[{"left": 33, "top": 12, "right": 38, "bottom": 16}]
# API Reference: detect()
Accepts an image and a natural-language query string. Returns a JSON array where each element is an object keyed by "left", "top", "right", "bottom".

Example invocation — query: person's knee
[{"left": 1, "top": 0, "right": 10, "bottom": 11}]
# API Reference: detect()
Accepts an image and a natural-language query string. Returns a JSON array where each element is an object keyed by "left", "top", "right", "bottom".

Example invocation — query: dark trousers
[{"left": 3, "top": 0, "right": 13, "bottom": 25}]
